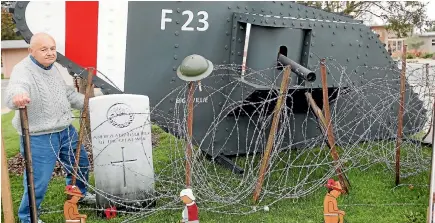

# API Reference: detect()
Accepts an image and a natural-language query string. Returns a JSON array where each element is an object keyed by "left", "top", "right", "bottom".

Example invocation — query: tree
[
  {"left": 405, "top": 36, "right": 424, "bottom": 50},
  {"left": 1, "top": 1, "right": 15, "bottom": 7},
  {"left": 1, "top": 7, "right": 23, "bottom": 40},
  {"left": 298, "top": 1, "right": 434, "bottom": 38}
]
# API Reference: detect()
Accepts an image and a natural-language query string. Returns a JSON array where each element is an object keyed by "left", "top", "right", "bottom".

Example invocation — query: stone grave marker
[{"left": 89, "top": 94, "right": 155, "bottom": 210}]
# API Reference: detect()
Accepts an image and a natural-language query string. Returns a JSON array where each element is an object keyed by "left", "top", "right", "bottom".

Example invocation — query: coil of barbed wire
[{"left": 41, "top": 58, "right": 434, "bottom": 222}]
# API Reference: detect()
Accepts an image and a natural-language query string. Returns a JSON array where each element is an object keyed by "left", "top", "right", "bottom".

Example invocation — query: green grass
[
  {"left": 2, "top": 110, "right": 20, "bottom": 158},
  {"left": 1, "top": 73, "right": 9, "bottom": 79},
  {"left": 2, "top": 110, "right": 432, "bottom": 223},
  {"left": 1, "top": 110, "right": 81, "bottom": 159}
]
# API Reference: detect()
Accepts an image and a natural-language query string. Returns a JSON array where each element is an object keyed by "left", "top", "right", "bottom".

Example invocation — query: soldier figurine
[
  {"left": 323, "top": 179, "right": 345, "bottom": 223},
  {"left": 180, "top": 188, "right": 199, "bottom": 223},
  {"left": 64, "top": 185, "right": 87, "bottom": 223}
]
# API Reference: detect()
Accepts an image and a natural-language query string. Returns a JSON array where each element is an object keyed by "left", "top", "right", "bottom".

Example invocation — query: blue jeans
[{"left": 18, "top": 125, "right": 90, "bottom": 223}]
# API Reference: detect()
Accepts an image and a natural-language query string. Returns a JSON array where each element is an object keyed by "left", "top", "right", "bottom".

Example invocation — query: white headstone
[{"left": 89, "top": 94, "right": 155, "bottom": 209}]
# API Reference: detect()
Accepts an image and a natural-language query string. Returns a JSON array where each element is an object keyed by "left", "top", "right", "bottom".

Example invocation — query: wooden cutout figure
[
  {"left": 324, "top": 179, "right": 345, "bottom": 223},
  {"left": 64, "top": 185, "right": 87, "bottom": 223},
  {"left": 180, "top": 188, "right": 199, "bottom": 223},
  {"left": 105, "top": 206, "right": 117, "bottom": 219}
]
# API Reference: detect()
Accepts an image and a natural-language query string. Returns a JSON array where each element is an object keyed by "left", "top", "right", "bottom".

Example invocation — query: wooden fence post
[{"left": 1, "top": 133, "right": 15, "bottom": 223}]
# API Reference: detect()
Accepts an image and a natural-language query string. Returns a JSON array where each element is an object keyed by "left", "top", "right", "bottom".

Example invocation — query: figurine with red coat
[{"left": 180, "top": 188, "right": 199, "bottom": 223}]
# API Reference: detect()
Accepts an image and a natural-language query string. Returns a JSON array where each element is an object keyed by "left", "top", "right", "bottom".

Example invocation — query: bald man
[{"left": 5, "top": 33, "right": 96, "bottom": 223}]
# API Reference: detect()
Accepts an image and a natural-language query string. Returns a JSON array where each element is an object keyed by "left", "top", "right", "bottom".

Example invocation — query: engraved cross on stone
[{"left": 111, "top": 147, "right": 137, "bottom": 187}]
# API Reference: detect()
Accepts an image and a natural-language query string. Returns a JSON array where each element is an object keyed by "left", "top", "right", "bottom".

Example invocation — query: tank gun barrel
[{"left": 277, "top": 54, "right": 316, "bottom": 82}]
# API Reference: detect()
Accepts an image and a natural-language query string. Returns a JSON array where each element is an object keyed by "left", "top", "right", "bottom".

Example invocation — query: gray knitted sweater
[{"left": 5, "top": 56, "right": 84, "bottom": 135}]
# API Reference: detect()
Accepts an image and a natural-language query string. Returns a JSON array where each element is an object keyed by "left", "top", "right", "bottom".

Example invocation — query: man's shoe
[{"left": 79, "top": 192, "right": 96, "bottom": 204}]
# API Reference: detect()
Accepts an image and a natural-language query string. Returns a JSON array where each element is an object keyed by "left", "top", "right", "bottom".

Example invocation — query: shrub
[
  {"left": 407, "top": 49, "right": 423, "bottom": 58},
  {"left": 423, "top": 53, "right": 433, "bottom": 59},
  {"left": 406, "top": 53, "right": 416, "bottom": 59}
]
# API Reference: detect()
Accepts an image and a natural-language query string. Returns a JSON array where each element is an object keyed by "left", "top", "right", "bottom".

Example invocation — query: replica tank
[{"left": 9, "top": 1, "right": 428, "bottom": 173}]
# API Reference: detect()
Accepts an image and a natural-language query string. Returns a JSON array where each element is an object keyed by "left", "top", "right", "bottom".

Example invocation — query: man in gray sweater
[{"left": 5, "top": 32, "right": 96, "bottom": 223}]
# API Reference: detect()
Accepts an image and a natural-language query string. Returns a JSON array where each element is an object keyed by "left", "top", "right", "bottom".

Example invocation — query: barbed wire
[{"left": 38, "top": 57, "right": 435, "bottom": 222}]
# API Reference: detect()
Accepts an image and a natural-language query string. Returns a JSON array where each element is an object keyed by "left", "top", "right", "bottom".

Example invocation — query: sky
[{"left": 428, "top": 0, "right": 435, "bottom": 20}]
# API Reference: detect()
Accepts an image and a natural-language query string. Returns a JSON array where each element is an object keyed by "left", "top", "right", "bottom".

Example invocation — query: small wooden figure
[
  {"left": 324, "top": 179, "right": 345, "bottom": 223},
  {"left": 180, "top": 188, "right": 199, "bottom": 223},
  {"left": 64, "top": 185, "right": 87, "bottom": 223},
  {"left": 105, "top": 206, "right": 117, "bottom": 219}
]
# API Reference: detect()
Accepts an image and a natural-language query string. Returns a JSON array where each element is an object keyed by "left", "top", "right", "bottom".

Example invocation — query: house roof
[
  {"left": 418, "top": 32, "right": 435, "bottom": 37},
  {"left": 1, "top": 40, "right": 29, "bottom": 49},
  {"left": 370, "top": 25, "right": 386, "bottom": 28}
]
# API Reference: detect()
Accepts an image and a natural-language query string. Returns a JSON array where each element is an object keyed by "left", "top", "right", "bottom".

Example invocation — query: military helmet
[
  {"left": 179, "top": 188, "right": 196, "bottom": 200},
  {"left": 177, "top": 54, "right": 213, "bottom": 81}
]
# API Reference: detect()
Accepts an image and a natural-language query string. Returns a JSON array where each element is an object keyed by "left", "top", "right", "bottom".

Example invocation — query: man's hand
[
  {"left": 12, "top": 93, "right": 30, "bottom": 108},
  {"left": 339, "top": 210, "right": 346, "bottom": 216}
]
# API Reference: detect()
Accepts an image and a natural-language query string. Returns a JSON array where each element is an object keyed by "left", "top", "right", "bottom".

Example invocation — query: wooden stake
[
  {"left": 320, "top": 59, "right": 334, "bottom": 145},
  {"left": 395, "top": 45, "right": 407, "bottom": 186},
  {"left": 319, "top": 59, "right": 349, "bottom": 194},
  {"left": 20, "top": 107, "right": 38, "bottom": 223},
  {"left": 305, "top": 92, "right": 349, "bottom": 193},
  {"left": 253, "top": 65, "right": 291, "bottom": 203},
  {"left": 305, "top": 92, "right": 328, "bottom": 130},
  {"left": 1, "top": 133, "right": 15, "bottom": 223},
  {"left": 74, "top": 75, "right": 79, "bottom": 92},
  {"left": 71, "top": 68, "right": 94, "bottom": 186},
  {"left": 78, "top": 70, "right": 95, "bottom": 151},
  {"left": 186, "top": 81, "right": 195, "bottom": 187}
]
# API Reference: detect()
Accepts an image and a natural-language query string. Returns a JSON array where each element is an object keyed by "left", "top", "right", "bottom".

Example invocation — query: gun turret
[{"left": 277, "top": 54, "right": 316, "bottom": 82}]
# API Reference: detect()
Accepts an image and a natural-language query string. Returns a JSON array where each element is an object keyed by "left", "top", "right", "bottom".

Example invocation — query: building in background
[
  {"left": 1, "top": 40, "right": 29, "bottom": 78},
  {"left": 417, "top": 32, "right": 435, "bottom": 53},
  {"left": 1, "top": 39, "right": 75, "bottom": 85},
  {"left": 370, "top": 25, "right": 412, "bottom": 58},
  {"left": 370, "top": 25, "right": 389, "bottom": 43},
  {"left": 370, "top": 25, "right": 434, "bottom": 58}
]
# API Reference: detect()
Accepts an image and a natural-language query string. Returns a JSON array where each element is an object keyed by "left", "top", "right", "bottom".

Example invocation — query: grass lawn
[{"left": 1, "top": 110, "right": 432, "bottom": 223}]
